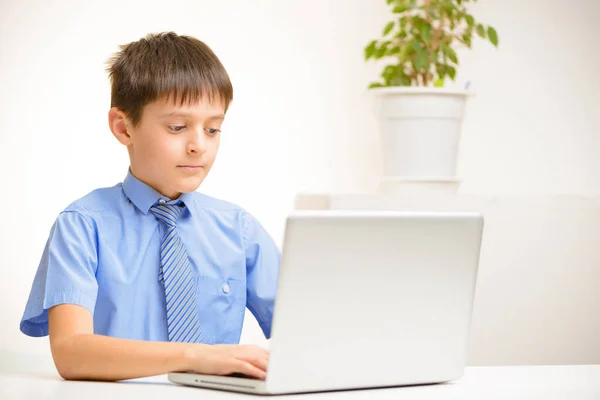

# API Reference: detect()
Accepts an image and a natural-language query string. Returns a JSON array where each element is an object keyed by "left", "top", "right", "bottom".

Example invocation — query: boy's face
[{"left": 110, "top": 96, "right": 225, "bottom": 199}]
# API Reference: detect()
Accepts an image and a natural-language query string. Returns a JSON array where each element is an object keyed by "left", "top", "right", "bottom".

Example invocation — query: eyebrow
[{"left": 159, "top": 111, "right": 225, "bottom": 120}]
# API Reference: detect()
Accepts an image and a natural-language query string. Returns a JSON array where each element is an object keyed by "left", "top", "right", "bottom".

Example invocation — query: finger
[
  {"left": 249, "top": 356, "right": 268, "bottom": 372},
  {"left": 244, "top": 345, "right": 269, "bottom": 359},
  {"left": 234, "top": 360, "right": 267, "bottom": 380},
  {"left": 235, "top": 354, "right": 268, "bottom": 372},
  {"left": 237, "top": 350, "right": 269, "bottom": 372}
]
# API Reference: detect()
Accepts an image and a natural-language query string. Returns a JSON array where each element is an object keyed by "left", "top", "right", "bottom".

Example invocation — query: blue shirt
[{"left": 20, "top": 170, "right": 281, "bottom": 343}]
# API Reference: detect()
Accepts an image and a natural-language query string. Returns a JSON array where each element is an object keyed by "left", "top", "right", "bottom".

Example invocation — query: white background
[{"left": 0, "top": 0, "right": 599, "bottom": 372}]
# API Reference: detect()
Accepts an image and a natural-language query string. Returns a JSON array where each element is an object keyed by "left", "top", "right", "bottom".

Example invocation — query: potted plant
[{"left": 365, "top": 0, "right": 499, "bottom": 194}]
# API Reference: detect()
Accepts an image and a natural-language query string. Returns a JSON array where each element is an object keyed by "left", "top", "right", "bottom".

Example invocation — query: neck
[{"left": 129, "top": 167, "right": 181, "bottom": 200}]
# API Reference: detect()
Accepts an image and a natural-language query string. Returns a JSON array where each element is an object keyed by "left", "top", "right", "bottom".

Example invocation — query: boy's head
[{"left": 106, "top": 32, "right": 233, "bottom": 199}]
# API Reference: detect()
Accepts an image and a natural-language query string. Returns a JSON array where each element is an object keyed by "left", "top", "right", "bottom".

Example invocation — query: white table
[{"left": 2, "top": 365, "right": 599, "bottom": 399}]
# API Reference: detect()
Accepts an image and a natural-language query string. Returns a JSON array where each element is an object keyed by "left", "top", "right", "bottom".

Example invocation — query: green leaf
[
  {"left": 386, "top": 0, "right": 394, "bottom": 4},
  {"left": 375, "top": 43, "right": 388, "bottom": 59},
  {"left": 440, "top": 43, "right": 449, "bottom": 61},
  {"left": 395, "top": 30, "right": 408, "bottom": 40},
  {"left": 461, "top": 33, "right": 472, "bottom": 48},
  {"left": 382, "top": 64, "right": 396, "bottom": 77},
  {"left": 373, "top": 46, "right": 387, "bottom": 60},
  {"left": 442, "top": 0, "right": 455, "bottom": 12},
  {"left": 433, "top": 77, "right": 444, "bottom": 87},
  {"left": 387, "top": 46, "right": 400, "bottom": 56},
  {"left": 412, "top": 16, "right": 428, "bottom": 31},
  {"left": 427, "top": 8, "right": 439, "bottom": 19},
  {"left": 436, "top": 64, "right": 447, "bottom": 79},
  {"left": 381, "top": 64, "right": 397, "bottom": 85},
  {"left": 488, "top": 26, "right": 499, "bottom": 46},
  {"left": 415, "top": 51, "right": 429, "bottom": 71},
  {"left": 476, "top": 23, "right": 486, "bottom": 38},
  {"left": 420, "top": 23, "right": 432, "bottom": 45},
  {"left": 447, "top": 65, "right": 456, "bottom": 80},
  {"left": 400, "top": 73, "right": 412, "bottom": 86},
  {"left": 465, "top": 14, "right": 475, "bottom": 27},
  {"left": 448, "top": 51, "right": 458, "bottom": 64},
  {"left": 392, "top": 4, "right": 410, "bottom": 14},
  {"left": 369, "top": 82, "right": 385, "bottom": 88},
  {"left": 399, "top": 17, "right": 407, "bottom": 31},
  {"left": 391, "top": 73, "right": 412, "bottom": 86},
  {"left": 441, "top": 44, "right": 458, "bottom": 64},
  {"left": 432, "top": 49, "right": 443, "bottom": 66},
  {"left": 383, "top": 21, "right": 395, "bottom": 36},
  {"left": 412, "top": 39, "right": 422, "bottom": 53},
  {"left": 381, "top": 64, "right": 412, "bottom": 86},
  {"left": 364, "top": 40, "right": 377, "bottom": 60},
  {"left": 412, "top": 40, "right": 429, "bottom": 72},
  {"left": 400, "top": 40, "right": 414, "bottom": 61}
]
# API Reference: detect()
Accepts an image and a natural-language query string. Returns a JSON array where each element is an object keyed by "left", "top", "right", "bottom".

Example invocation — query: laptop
[{"left": 169, "top": 210, "right": 484, "bottom": 394}]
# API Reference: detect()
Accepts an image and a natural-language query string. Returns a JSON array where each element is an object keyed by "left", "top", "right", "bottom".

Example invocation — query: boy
[{"left": 19, "top": 32, "right": 280, "bottom": 381}]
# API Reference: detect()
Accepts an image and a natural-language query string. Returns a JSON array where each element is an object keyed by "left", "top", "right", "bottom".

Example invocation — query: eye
[
  {"left": 205, "top": 128, "right": 221, "bottom": 136},
  {"left": 168, "top": 125, "right": 186, "bottom": 132}
]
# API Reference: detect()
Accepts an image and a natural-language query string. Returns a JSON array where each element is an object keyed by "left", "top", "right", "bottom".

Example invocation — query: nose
[{"left": 187, "top": 128, "right": 206, "bottom": 155}]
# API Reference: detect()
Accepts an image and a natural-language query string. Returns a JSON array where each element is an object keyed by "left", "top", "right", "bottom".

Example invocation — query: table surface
[{"left": 3, "top": 365, "right": 600, "bottom": 400}]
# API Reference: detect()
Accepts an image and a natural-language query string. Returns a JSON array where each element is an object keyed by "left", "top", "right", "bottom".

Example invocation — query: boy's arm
[
  {"left": 244, "top": 212, "right": 281, "bottom": 338},
  {"left": 49, "top": 304, "right": 268, "bottom": 381}
]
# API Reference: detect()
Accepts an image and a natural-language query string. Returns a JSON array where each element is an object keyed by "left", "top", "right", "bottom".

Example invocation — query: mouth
[{"left": 177, "top": 165, "right": 203, "bottom": 173}]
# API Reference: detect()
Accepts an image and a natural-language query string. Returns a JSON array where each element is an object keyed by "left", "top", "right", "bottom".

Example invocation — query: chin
[{"left": 177, "top": 177, "right": 205, "bottom": 193}]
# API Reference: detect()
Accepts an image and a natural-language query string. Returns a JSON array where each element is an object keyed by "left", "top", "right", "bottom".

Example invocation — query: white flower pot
[{"left": 371, "top": 87, "right": 470, "bottom": 194}]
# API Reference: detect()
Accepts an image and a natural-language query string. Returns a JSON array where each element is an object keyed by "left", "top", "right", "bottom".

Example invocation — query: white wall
[
  {"left": 454, "top": 0, "right": 600, "bottom": 196},
  {"left": 0, "top": 0, "right": 599, "bottom": 372}
]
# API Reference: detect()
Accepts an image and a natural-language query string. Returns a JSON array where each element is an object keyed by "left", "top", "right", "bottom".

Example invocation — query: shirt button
[
  {"left": 222, "top": 283, "right": 231, "bottom": 294},
  {"left": 158, "top": 199, "right": 167, "bottom": 204}
]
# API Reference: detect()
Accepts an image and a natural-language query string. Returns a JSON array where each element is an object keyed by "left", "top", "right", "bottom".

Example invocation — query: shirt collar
[{"left": 122, "top": 169, "right": 194, "bottom": 216}]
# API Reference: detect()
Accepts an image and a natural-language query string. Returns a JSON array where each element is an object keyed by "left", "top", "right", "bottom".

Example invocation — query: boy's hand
[{"left": 184, "top": 344, "right": 269, "bottom": 380}]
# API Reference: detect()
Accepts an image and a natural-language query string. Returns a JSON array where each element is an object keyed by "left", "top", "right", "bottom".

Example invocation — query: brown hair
[{"left": 106, "top": 32, "right": 233, "bottom": 126}]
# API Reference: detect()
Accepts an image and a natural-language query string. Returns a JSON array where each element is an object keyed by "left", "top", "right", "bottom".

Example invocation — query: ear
[{"left": 108, "top": 107, "right": 133, "bottom": 146}]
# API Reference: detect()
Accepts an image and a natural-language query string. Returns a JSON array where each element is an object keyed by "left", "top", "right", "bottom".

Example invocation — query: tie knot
[{"left": 150, "top": 203, "right": 183, "bottom": 227}]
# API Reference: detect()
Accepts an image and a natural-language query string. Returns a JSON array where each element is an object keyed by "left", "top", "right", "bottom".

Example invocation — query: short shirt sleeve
[
  {"left": 20, "top": 211, "right": 99, "bottom": 337},
  {"left": 243, "top": 211, "right": 281, "bottom": 339}
]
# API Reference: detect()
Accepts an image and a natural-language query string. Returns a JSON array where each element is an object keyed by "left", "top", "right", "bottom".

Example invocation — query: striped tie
[{"left": 150, "top": 202, "right": 202, "bottom": 343}]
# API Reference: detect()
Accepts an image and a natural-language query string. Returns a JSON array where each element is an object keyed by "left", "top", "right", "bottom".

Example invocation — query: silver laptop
[{"left": 169, "top": 210, "right": 484, "bottom": 394}]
